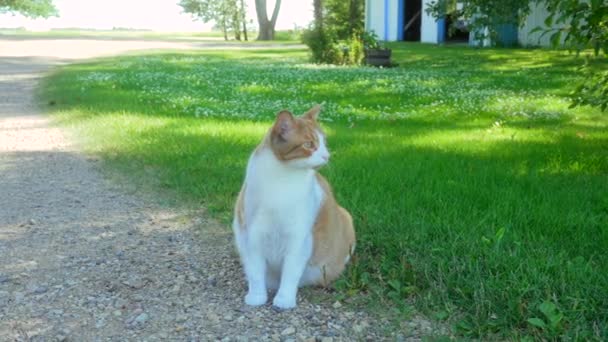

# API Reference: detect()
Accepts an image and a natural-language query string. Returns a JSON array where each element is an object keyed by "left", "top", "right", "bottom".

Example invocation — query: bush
[
  {"left": 274, "top": 28, "right": 303, "bottom": 41},
  {"left": 304, "top": 0, "right": 366, "bottom": 66},
  {"left": 302, "top": 26, "right": 339, "bottom": 64},
  {"left": 302, "top": 28, "right": 364, "bottom": 65},
  {"left": 361, "top": 30, "right": 383, "bottom": 50},
  {"left": 348, "top": 32, "right": 365, "bottom": 65}
]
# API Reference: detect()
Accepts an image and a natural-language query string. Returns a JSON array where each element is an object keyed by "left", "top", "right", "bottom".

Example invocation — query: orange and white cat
[{"left": 233, "top": 105, "right": 355, "bottom": 309}]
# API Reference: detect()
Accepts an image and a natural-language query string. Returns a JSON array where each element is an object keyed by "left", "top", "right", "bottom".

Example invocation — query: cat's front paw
[
  {"left": 272, "top": 294, "right": 296, "bottom": 309},
  {"left": 245, "top": 292, "right": 267, "bottom": 306}
]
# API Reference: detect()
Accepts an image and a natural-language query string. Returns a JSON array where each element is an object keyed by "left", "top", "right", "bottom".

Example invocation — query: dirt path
[{"left": 0, "top": 38, "right": 433, "bottom": 341}]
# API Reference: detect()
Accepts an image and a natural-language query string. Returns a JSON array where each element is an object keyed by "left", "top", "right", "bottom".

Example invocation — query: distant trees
[
  {"left": 180, "top": 0, "right": 286, "bottom": 41},
  {"left": 0, "top": 0, "right": 57, "bottom": 18},
  {"left": 178, "top": 0, "right": 248, "bottom": 41}
]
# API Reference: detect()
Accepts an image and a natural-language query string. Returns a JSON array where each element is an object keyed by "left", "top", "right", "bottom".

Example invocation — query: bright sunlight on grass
[{"left": 41, "top": 43, "right": 608, "bottom": 340}]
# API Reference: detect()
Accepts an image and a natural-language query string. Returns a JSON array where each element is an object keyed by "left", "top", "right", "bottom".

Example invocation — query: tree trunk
[
  {"left": 221, "top": 18, "right": 228, "bottom": 41},
  {"left": 348, "top": 0, "right": 356, "bottom": 34},
  {"left": 242, "top": 21, "right": 249, "bottom": 41},
  {"left": 240, "top": 0, "right": 248, "bottom": 41},
  {"left": 255, "top": 0, "right": 282, "bottom": 40},
  {"left": 232, "top": 10, "right": 241, "bottom": 40},
  {"left": 313, "top": 0, "right": 323, "bottom": 29}
]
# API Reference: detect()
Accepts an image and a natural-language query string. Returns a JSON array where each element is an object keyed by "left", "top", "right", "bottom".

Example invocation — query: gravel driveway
[{"left": 0, "top": 38, "right": 436, "bottom": 341}]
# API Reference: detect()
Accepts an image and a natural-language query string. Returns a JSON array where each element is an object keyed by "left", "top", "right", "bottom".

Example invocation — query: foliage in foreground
[
  {"left": 41, "top": 45, "right": 608, "bottom": 339},
  {"left": 428, "top": 0, "right": 608, "bottom": 112}
]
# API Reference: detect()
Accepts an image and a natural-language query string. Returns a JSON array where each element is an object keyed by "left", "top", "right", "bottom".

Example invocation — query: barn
[{"left": 364, "top": 0, "right": 558, "bottom": 47}]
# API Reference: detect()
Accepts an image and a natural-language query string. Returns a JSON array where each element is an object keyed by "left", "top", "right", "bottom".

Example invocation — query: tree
[
  {"left": 254, "top": 0, "right": 282, "bottom": 40},
  {"left": 0, "top": 0, "right": 57, "bottom": 18},
  {"left": 541, "top": 0, "right": 607, "bottom": 111},
  {"left": 325, "top": 0, "right": 364, "bottom": 40},
  {"left": 302, "top": 0, "right": 366, "bottom": 65},
  {"left": 427, "top": 0, "right": 531, "bottom": 45},
  {"left": 178, "top": 0, "right": 246, "bottom": 41},
  {"left": 427, "top": 0, "right": 607, "bottom": 111},
  {"left": 239, "top": 0, "right": 248, "bottom": 41},
  {"left": 303, "top": 0, "right": 330, "bottom": 62}
]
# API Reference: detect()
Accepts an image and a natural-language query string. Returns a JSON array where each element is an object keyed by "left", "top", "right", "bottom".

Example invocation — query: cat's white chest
[
  {"left": 243, "top": 149, "right": 324, "bottom": 264},
  {"left": 244, "top": 150, "right": 323, "bottom": 220}
]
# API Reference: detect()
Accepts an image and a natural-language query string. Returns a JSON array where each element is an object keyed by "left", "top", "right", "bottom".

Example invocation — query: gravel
[{"left": 0, "top": 38, "right": 445, "bottom": 341}]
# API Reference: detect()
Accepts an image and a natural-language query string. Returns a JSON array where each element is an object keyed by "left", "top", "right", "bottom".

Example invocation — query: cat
[{"left": 232, "top": 105, "right": 356, "bottom": 309}]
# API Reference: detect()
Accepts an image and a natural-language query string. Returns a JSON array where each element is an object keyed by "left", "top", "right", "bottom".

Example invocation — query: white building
[
  {"left": 365, "top": 0, "right": 441, "bottom": 43},
  {"left": 365, "top": 0, "right": 558, "bottom": 47}
]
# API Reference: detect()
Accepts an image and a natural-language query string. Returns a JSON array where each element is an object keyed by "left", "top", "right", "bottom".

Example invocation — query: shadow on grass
[{"left": 328, "top": 126, "right": 608, "bottom": 337}]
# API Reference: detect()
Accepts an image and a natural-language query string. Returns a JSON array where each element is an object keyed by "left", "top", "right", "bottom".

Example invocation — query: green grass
[{"left": 40, "top": 43, "right": 608, "bottom": 340}]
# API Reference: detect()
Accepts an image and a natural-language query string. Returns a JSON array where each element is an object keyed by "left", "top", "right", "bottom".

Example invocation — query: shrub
[
  {"left": 302, "top": 28, "right": 365, "bottom": 65},
  {"left": 348, "top": 32, "right": 365, "bottom": 65},
  {"left": 302, "top": 26, "right": 339, "bottom": 64}
]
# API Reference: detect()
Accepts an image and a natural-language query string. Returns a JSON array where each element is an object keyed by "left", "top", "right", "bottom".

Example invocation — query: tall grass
[{"left": 41, "top": 44, "right": 608, "bottom": 339}]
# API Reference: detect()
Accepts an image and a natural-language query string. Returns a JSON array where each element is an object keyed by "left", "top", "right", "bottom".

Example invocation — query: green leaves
[
  {"left": 571, "top": 62, "right": 608, "bottom": 112},
  {"left": 528, "top": 301, "right": 565, "bottom": 336},
  {"left": 540, "top": 0, "right": 608, "bottom": 112},
  {"left": 481, "top": 227, "right": 507, "bottom": 251},
  {"left": 527, "top": 317, "right": 547, "bottom": 328},
  {"left": 0, "top": 0, "right": 57, "bottom": 18},
  {"left": 429, "top": 0, "right": 608, "bottom": 112},
  {"left": 426, "top": 0, "right": 531, "bottom": 45},
  {"left": 539, "top": 302, "right": 564, "bottom": 329},
  {"left": 304, "top": 0, "right": 366, "bottom": 65}
]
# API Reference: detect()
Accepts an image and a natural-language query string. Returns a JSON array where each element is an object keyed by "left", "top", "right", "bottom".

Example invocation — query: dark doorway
[
  {"left": 445, "top": 13, "right": 470, "bottom": 43},
  {"left": 403, "top": 0, "right": 421, "bottom": 41}
]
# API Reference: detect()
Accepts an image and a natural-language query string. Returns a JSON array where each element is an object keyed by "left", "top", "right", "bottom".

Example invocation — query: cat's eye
[{"left": 302, "top": 141, "right": 314, "bottom": 149}]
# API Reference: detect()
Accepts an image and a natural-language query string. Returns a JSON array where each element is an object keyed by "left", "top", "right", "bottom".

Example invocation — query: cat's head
[{"left": 269, "top": 105, "right": 330, "bottom": 169}]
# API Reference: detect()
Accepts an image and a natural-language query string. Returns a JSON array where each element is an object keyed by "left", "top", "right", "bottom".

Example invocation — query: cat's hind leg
[{"left": 299, "top": 265, "right": 323, "bottom": 287}]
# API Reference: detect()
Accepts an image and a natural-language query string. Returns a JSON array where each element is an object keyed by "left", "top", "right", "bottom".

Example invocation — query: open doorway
[
  {"left": 403, "top": 0, "right": 421, "bottom": 41},
  {"left": 444, "top": 2, "right": 469, "bottom": 43},
  {"left": 445, "top": 14, "right": 469, "bottom": 42}
]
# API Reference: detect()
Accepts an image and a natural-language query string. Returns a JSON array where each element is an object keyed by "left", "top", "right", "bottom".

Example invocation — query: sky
[{"left": 0, "top": 0, "right": 313, "bottom": 32}]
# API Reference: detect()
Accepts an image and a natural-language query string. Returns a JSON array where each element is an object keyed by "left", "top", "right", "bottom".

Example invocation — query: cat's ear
[
  {"left": 273, "top": 110, "right": 295, "bottom": 140},
  {"left": 303, "top": 104, "right": 321, "bottom": 121}
]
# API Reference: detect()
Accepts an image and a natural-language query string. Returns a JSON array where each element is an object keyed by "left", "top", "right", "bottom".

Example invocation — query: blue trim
[
  {"left": 383, "top": 0, "right": 389, "bottom": 40},
  {"left": 437, "top": 17, "right": 446, "bottom": 43},
  {"left": 397, "top": 0, "right": 404, "bottom": 40},
  {"left": 496, "top": 23, "right": 518, "bottom": 47}
]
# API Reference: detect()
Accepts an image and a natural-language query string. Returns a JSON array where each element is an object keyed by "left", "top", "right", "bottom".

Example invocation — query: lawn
[{"left": 40, "top": 43, "right": 608, "bottom": 339}]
